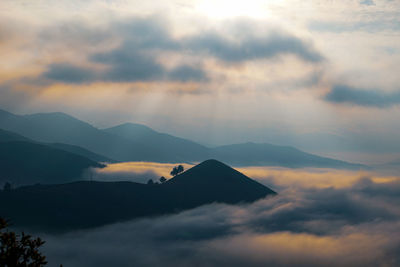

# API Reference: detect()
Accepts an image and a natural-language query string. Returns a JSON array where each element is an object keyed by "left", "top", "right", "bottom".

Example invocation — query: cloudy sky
[{"left": 1, "top": 0, "right": 400, "bottom": 163}]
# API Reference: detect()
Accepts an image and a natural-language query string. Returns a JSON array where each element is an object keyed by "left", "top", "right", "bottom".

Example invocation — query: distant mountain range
[
  {"left": 0, "top": 160, "right": 276, "bottom": 231},
  {"left": 0, "top": 108, "right": 366, "bottom": 169},
  {"left": 210, "top": 142, "right": 363, "bottom": 168}
]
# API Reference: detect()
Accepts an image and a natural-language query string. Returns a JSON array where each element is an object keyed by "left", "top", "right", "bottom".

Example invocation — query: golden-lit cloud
[
  {"left": 93, "top": 161, "right": 193, "bottom": 183},
  {"left": 237, "top": 166, "right": 400, "bottom": 189},
  {"left": 93, "top": 161, "right": 400, "bottom": 191},
  {"left": 207, "top": 231, "right": 388, "bottom": 266}
]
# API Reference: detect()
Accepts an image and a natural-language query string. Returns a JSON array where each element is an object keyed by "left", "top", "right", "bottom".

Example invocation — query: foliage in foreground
[{"left": 0, "top": 217, "right": 47, "bottom": 267}]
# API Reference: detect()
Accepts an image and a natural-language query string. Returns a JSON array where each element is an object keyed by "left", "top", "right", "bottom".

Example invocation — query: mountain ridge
[{"left": 0, "top": 108, "right": 367, "bottom": 169}]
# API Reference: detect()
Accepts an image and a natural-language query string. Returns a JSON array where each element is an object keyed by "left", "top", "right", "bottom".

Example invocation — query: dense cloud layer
[
  {"left": 38, "top": 168, "right": 400, "bottom": 267},
  {"left": 39, "top": 17, "right": 322, "bottom": 84},
  {"left": 183, "top": 30, "right": 323, "bottom": 63}
]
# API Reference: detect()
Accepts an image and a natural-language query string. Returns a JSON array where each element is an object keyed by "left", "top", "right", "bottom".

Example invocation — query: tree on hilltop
[{"left": 170, "top": 165, "right": 184, "bottom": 177}]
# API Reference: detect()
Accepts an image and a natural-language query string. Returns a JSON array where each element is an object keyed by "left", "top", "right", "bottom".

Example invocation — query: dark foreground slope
[
  {"left": 0, "top": 141, "right": 104, "bottom": 185},
  {"left": 0, "top": 160, "right": 275, "bottom": 232}
]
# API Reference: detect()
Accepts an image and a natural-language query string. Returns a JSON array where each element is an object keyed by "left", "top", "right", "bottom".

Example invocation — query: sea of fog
[{"left": 40, "top": 163, "right": 400, "bottom": 267}]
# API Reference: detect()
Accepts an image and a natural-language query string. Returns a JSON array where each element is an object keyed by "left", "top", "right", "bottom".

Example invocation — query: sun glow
[{"left": 194, "top": 0, "right": 271, "bottom": 19}]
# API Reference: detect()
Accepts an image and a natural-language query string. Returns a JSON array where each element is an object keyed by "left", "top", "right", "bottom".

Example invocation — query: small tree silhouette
[
  {"left": 159, "top": 176, "right": 167, "bottom": 183},
  {"left": 0, "top": 218, "right": 47, "bottom": 266},
  {"left": 170, "top": 165, "right": 184, "bottom": 177},
  {"left": 147, "top": 179, "right": 154, "bottom": 185}
]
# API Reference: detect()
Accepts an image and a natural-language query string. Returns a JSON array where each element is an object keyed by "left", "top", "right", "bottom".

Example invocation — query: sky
[{"left": 1, "top": 0, "right": 400, "bottom": 163}]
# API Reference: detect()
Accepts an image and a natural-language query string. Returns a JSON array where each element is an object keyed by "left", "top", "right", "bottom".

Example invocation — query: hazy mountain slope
[
  {"left": 0, "top": 109, "right": 37, "bottom": 138},
  {"left": 0, "top": 127, "right": 115, "bottom": 163},
  {"left": 48, "top": 143, "right": 115, "bottom": 163},
  {"left": 0, "top": 110, "right": 205, "bottom": 162},
  {"left": 211, "top": 142, "right": 366, "bottom": 169},
  {"left": 103, "top": 123, "right": 210, "bottom": 162},
  {"left": 0, "top": 141, "right": 104, "bottom": 185},
  {"left": 0, "top": 110, "right": 164, "bottom": 161},
  {"left": 0, "top": 110, "right": 116, "bottom": 152},
  {"left": 0, "top": 109, "right": 366, "bottom": 169},
  {"left": 0, "top": 128, "right": 30, "bottom": 142},
  {"left": 103, "top": 123, "right": 163, "bottom": 139},
  {"left": 15, "top": 112, "right": 134, "bottom": 161},
  {"left": 0, "top": 160, "right": 275, "bottom": 231}
]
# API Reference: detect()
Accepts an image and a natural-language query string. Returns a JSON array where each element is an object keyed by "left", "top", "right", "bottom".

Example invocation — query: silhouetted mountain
[
  {"left": 0, "top": 141, "right": 104, "bottom": 186},
  {"left": 0, "top": 108, "right": 366, "bottom": 169},
  {"left": 0, "top": 160, "right": 275, "bottom": 231},
  {"left": 164, "top": 159, "right": 275, "bottom": 207},
  {"left": 211, "top": 142, "right": 366, "bottom": 169}
]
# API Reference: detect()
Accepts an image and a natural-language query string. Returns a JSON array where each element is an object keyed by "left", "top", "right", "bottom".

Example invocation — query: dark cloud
[
  {"left": 115, "top": 17, "right": 323, "bottom": 63},
  {"left": 353, "top": 177, "right": 400, "bottom": 201},
  {"left": 44, "top": 49, "right": 207, "bottom": 83},
  {"left": 168, "top": 65, "right": 208, "bottom": 82},
  {"left": 185, "top": 31, "right": 323, "bottom": 63},
  {"left": 91, "top": 49, "right": 166, "bottom": 82},
  {"left": 116, "top": 17, "right": 178, "bottom": 50},
  {"left": 309, "top": 20, "right": 400, "bottom": 33},
  {"left": 246, "top": 179, "right": 398, "bottom": 235},
  {"left": 40, "top": 17, "right": 321, "bottom": 84},
  {"left": 360, "top": 0, "right": 375, "bottom": 6},
  {"left": 37, "top": 176, "right": 400, "bottom": 267},
  {"left": 43, "top": 63, "right": 96, "bottom": 84},
  {"left": 324, "top": 84, "right": 400, "bottom": 108}
]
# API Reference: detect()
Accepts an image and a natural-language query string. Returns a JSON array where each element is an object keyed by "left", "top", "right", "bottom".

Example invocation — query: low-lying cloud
[
  {"left": 37, "top": 165, "right": 400, "bottom": 266},
  {"left": 90, "top": 161, "right": 194, "bottom": 183}
]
